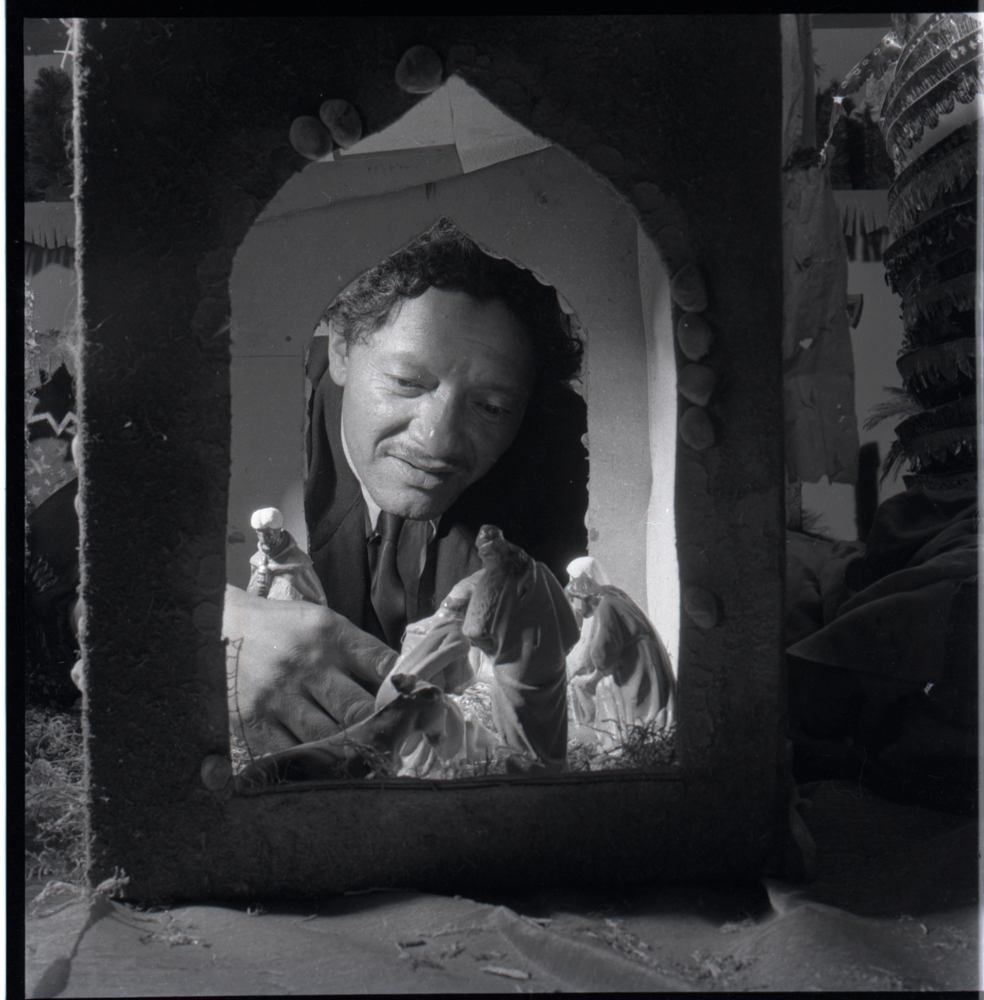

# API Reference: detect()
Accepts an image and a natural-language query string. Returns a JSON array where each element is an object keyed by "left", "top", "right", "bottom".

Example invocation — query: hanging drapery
[{"left": 782, "top": 14, "right": 860, "bottom": 486}]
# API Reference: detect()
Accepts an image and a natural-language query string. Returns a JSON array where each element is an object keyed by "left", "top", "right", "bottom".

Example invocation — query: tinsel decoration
[
  {"left": 882, "top": 426, "right": 978, "bottom": 483},
  {"left": 849, "top": 14, "right": 982, "bottom": 487},
  {"left": 819, "top": 28, "right": 903, "bottom": 163},
  {"left": 888, "top": 120, "right": 978, "bottom": 235},
  {"left": 882, "top": 14, "right": 981, "bottom": 120},
  {"left": 885, "top": 62, "right": 983, "bottom": 166},
  {"left": 893, "top": 245, "right": 977, "bottom": 301},
  {"left": 894, "top": 394, "right": 976, "bottom": 447},
  {"left": 902, "top": 307, "right": 976, "bottom": 353},
  {"left": 902, "top": 273, "right": 976, "bottom": 333},
  {"left": 883, "top": 46, "right": 981, "bottom": 141},
  {"left": 903, "top": 469, "right": 979, "bottom": 491},
  {"left": 896, "top": 336, "right": 976, "bottom": 407},
  {"left": 900, "top": 426, "right": 977, "bottom": 471},
  {"left": 883, "top": 202, "right": 976, "bottom": 281}
]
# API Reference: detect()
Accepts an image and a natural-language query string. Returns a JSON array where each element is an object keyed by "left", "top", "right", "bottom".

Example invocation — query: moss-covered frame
[{"left": 78, "top": 16, "right": 787, "bottom": 901}]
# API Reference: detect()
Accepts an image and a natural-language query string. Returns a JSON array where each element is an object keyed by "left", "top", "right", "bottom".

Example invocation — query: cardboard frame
[{"left": 76, "top": 16, "right": 788, "bottom": 901}]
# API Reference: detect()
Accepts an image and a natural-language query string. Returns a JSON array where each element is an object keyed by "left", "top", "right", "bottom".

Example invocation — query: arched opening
[
  {"left": 227, "top": 77, "right": 680, "bottom": 771},
  {"left": 229, "top": 75, "right": 679, "bottom": 650}
]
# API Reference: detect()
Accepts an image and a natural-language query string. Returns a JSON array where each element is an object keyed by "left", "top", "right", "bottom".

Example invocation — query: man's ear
[{"left": 325, "top": 322, "right": 350, "bottom": 387}]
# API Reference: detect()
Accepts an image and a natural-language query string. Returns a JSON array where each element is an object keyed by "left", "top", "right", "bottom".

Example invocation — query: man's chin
[{"left": 370, "top": 482, "right": 464, "bottom": 522}]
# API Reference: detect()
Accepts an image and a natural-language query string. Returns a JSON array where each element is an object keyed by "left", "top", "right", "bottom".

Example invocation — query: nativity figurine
[
  {"left": 247, "top": 507, "right": 327, "bottom": 605},
  {"left": 564, "top": 557, "right": 676, "bottom": 747}
]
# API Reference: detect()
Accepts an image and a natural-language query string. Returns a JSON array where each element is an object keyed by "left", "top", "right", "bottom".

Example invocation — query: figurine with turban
[{"left": 247, "top": 507, "right": 328, "bottom": 606}]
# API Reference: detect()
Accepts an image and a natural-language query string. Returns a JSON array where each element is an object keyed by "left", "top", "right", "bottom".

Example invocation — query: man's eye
[
  {"left": 391, "top": 376, "right": 423, "bottom": 390},
  {"left": 478, "top": 401, "right": 509, "bottom": 417}
]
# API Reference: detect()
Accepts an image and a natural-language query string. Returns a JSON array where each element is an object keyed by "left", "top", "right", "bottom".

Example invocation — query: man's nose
[{"left": 410, "top": 391, "right": 467, "bottom": 458}]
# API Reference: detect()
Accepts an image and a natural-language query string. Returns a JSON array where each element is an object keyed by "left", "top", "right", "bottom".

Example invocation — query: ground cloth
[{"left": 23, "top": 780, "right": 979, "bottom": 995}]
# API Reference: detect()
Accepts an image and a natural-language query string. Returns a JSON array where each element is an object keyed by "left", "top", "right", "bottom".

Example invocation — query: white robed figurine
[
  {"left": 564, "top": 557, "right": 675, "bottom": 746},
  {"left": 247, "top": 508, "right": 327, "bottom": 606}
]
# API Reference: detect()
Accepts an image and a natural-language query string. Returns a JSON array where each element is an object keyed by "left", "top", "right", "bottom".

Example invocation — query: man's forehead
[{"left": 367, "top": 292, "right": 533, "bottom": 379}]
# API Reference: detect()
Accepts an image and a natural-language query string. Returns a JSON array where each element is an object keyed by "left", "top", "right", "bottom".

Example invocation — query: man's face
[
  {"left": 568, "top": 594, "right": 593, "bottom": 620},
  {"left": 256, "top": 527, "right": 282, "bottom": 553},
  {"left": 328, "top": 286, "right": 535, "bottom": 521}
]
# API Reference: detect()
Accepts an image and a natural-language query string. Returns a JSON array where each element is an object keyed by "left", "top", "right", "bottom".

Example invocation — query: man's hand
[{"left": 222, "top": 584, "right": 398, "bottom": 753}]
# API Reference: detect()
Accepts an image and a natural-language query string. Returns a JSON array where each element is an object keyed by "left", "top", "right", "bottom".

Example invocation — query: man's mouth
[{"left": 388, "top": 453, "right": 465, "bottom": 487}]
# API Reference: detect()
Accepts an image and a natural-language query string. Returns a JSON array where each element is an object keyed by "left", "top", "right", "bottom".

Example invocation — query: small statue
[
  {"left": 247, "top": 508, "right": 327, "bottom": 605},
  {"left": 381, "top": 525, "right": 581, "bottom": 776},
  {"left": 462, "top": 525, "right": 580, "bottom": 770},
  {"left": 564, "top": 557, "right": 676, "bottom": 745}
]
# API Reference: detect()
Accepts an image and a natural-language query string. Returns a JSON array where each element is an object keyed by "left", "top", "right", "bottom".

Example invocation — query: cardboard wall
[{"left": 77, "top": 16, "right": 785, "bottom": 900}]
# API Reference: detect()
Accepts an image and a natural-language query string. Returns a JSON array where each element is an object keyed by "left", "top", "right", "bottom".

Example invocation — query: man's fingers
[
  {"left": 237, "top": 745, "right": 355, "bottom": 788},
  {"left": 234, "top": 716, "right": 301, "bottom": 755},
  {"left": 303, "top": 672, "right": 376, "bottom": 732},
  {"left": 322, "top": 616, "right": 399, "bottom": 687}
]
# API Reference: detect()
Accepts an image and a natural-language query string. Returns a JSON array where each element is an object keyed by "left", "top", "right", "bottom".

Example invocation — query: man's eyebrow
[
  {"left": 471, "top": 382, "right": 531, "bottom": 400},
  {"left": 381, "top": 350, "right": 532, "bottom": 395}
]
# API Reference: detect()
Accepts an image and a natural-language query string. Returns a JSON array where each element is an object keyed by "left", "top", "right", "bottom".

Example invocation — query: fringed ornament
[
  {"left": 886, "top": 65, "right": 983, "bottom": 167},
  {"left": 897, "top": 336, "right": 976, "bottom": 387},
  {"left": 887, "top": 120, "right": 978, "bottom": 236},
  {"left": 894, "top": 394, "right": 976, "bottom": 447},
  {"left": 902, "top": 273, "right": 977, "bottom": 333}
]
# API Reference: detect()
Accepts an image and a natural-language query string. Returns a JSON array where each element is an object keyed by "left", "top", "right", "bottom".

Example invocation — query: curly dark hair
[{"left": 322, "top": 217, "right": 583, "bottom": 389}]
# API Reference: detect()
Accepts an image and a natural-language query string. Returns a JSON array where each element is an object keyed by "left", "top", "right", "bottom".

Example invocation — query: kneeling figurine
[
  {"left": 564, "top": 557, "right": 676, "bottom": 747},
  {"left": 247, "top": 507, "right": 327, "bottom": 605}
]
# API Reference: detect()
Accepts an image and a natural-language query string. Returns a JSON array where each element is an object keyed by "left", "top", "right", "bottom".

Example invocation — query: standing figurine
[
  {"left": 247, "top": 507, "right": 328, "bottom": 605},
  {"left": 564, "top": 557, "right": 675, "bottom": 745}
]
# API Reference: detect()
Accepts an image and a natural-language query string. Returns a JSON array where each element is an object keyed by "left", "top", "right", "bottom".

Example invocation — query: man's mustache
[{"left": 386, "top": 447, "right": 470, "bottom": 474}]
